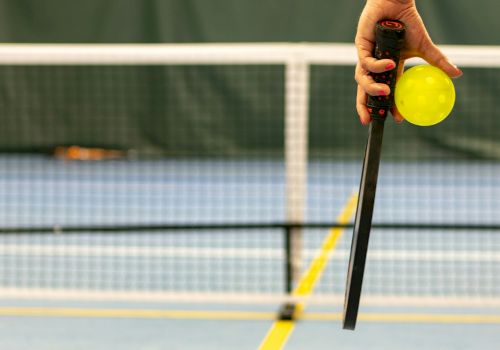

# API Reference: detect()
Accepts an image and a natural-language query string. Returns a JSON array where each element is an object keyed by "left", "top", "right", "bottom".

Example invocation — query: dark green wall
[
  {"left": 0, "top": 1, "right": 499, "bottom": 160},
  {"left": 0, "top": 0, "right": 497, "bottom": 44}
]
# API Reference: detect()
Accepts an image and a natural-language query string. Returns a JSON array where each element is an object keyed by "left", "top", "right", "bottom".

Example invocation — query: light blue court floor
[
  {"left": 1, "top": 156, "right": 500, "bottom": 227},
  {"left": 0, "top": 301, "right": 500, "bottom": 350},
  {"left": 1, "top": 156, "right": 500, "bottom": 348}
]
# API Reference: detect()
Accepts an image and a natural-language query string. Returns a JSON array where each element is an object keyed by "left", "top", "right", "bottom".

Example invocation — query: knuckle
[
  {"left": 365, "top": 83, "right": 379, "bottom": 96},
  {"left": 434, "top": 55, "right": 447, "bottom": 66},
  {"left": 354, "top": 71, "right": 362, "bottom": 84},
  {"left": 360, "top": 58, "right": 370, "bottom": 72},
  {"left": 354, "top": 65, "right": 360, "bottom": 81}
]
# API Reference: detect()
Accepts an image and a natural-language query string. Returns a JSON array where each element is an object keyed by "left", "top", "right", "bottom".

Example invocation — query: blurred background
[{"left": 0, "top": 0, "right": 497, "bottom": 44}]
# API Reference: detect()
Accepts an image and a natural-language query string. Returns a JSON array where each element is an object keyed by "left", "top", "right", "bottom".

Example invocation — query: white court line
[
  {"left": 1, "top": 245, "right": 500, "bottom": 262},
  {"left": 334, "top": 249, "right": 500, "bottom": 262},
  {"left": 0, "top": 245, "right": 284, "bottom": 259},
  {"left": 1, "top": 288, "right": 500, "bottom": 307}
]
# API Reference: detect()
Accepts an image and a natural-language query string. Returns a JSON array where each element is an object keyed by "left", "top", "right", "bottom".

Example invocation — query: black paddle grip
[{"left": 366, "top": 20, "right": 406, "bottom": 120}]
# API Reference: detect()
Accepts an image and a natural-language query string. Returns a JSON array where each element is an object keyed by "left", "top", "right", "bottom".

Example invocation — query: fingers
[
  {"left": 356, "top": 36, "right": 397, "bottom": 74},
  {"left": 355, "top": 64, "right": 392, "bottom": 98},
  {"left": 391, "top": 105, "right": 405, "bottom": 124},
  {"left": 420, "top": 41, "right": 463, "bottom": 78},
  {"left": 356, "top": 85, "right": 371, "bottom": 125},
  {"left": 355, "top": 62, "right": 395, "bottom": 125},
  {"left": 361, "top": 56, "right": 397, "bottom": 75},
  {"left": 354, "top": 15, "right": 399, "bottom": 125},
  {"left": 357, "top": 81, "right": 404, "bottom": 126}
]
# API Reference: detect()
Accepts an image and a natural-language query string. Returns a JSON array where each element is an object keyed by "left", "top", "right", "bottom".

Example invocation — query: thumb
[{"left": 421, "top": 41, "right": 463, "bottom": 78}]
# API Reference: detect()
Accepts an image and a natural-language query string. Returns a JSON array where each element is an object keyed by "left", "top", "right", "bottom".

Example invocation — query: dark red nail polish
[
  {"left": 378, "top": 90, "right": 387, "bottom": 96},
  {"left": 385, "top": 63, "right": 395, "bottom": 70}
]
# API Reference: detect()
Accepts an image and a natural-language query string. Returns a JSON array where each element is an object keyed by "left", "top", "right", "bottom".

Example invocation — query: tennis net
[{"left": 0, "top": 43, "right": 499, "bottom": 306}]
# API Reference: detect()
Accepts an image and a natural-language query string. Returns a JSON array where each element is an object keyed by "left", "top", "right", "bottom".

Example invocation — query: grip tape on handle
[{"left": 366, "top": 20, "right": 406, "bottom": 120}]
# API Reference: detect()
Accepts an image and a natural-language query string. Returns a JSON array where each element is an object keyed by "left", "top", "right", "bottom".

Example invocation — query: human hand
[{"left": 355, "top": 0, "right": 463, "bottom": 124}]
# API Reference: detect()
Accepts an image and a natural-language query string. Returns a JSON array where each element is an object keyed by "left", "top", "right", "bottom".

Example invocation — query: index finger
[
  {"left": 355, "top": 28, "right": 375, "bottom": 63},
  {"left": 355, "top": 13, "right": 377, "bottom": 59},
  {"left": 356, "top": 28, "right": 397, "bottom": 74}
]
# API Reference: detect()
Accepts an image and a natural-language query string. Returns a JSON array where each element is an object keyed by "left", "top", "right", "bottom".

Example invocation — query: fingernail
[
  {"left": 379, "top": 90, "right": 387, "bottom": 96},
  {"left": 447, "top": 60, "right": 463, "bottom": 77},
  {"left": 385, "top": 63, "right": 395, "bottom": 70},
  {"left": 452, "top": 63, "right": 463, "bottom": 76}
]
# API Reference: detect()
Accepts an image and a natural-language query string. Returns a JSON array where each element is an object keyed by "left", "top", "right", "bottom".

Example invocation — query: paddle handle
[{"left": 366, "top": 20, "right": 406, "bottom": 120}]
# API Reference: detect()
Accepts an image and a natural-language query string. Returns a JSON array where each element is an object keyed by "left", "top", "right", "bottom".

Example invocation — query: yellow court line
[
  {"left": 294, "top": 193, "right": 358, "bottom": 297},
  {"left": 258, "top": 192, "right": 358, "bottom": 350},
  {"left": 259, "top": 321, "right": 295, "bottom": 350},
  {"left": 360, "top": 313, "right": 500, "bottom": 324},
  {"left": 303, "top": 312, "right": 500, "bottom": 324},
  {"left": 1, "top": 307, "right": 499, "bottom": 325},
  {"left": 0, "top": 307, "right": 275, "bottom": 320}
]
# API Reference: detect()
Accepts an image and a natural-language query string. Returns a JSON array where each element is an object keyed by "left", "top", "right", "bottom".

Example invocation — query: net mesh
[{"left": 0, "top": 44, "right": 499, "bottom": 306}]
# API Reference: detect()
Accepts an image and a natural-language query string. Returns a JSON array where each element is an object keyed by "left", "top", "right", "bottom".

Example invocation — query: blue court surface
[{"left": 0, "top": 155, "right": 499, "bottom": 349}]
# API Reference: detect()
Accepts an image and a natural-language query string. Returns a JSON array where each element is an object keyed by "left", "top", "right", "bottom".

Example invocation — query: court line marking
[
  {"left": 2, "top": 245, "right": 499, "bottom": 262},
  {"left": 0, "top": 245, "right": 286, "bottom": 258},
  {"left": 332, "top": 249, "right": 500, "bottom": 262},
  {"left": 303, "top": 313, "right": 500, "bottom": 324},
  {"left": 0, "top": 307, "right": 274, "bottom": 320},
  {"left": 0, "top": 307, "right": 499, "bottom": 324},
  {"left": 2, "top": 289, "right": 500, "bottom": 307},
  {"left": 258, "top": 192, "right": 358, "bottom": 350}
]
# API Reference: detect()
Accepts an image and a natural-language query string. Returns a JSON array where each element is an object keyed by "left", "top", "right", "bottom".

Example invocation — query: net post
[
  {"left": 278, "top": 224, "right": 297, "bottom": 321},
  {"left": 285, "top": 51, "right": 309, "bottom": 285}
]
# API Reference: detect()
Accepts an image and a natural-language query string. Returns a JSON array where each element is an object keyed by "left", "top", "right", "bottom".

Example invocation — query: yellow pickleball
[{"left": 395, "top": 65, "right": 455, "bottom": 126}]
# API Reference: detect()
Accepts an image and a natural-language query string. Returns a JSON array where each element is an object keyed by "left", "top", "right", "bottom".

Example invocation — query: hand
[{"left": 355, "top": 0, "right": 463, "bottom": 125}]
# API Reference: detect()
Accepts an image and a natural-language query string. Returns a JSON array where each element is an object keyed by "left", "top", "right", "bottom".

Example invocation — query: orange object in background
[{"left": 54, "top": 146, "right": 125, "bottom": 161}]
